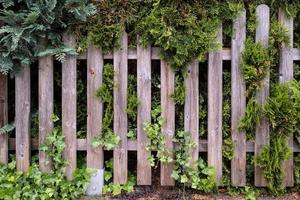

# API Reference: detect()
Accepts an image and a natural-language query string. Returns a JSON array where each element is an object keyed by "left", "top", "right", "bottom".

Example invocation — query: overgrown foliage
[
  {"left": 102, "top": 159, "right": 135, "bottom": 196},
  {"left": 0, "top": 0, "right": 96, "bottom": 74},
  {"left": 0, "top": 115, "right": 90, "bottom": 200}
]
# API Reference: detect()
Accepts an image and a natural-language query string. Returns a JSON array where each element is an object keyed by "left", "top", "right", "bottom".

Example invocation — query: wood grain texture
[
  {"left": 15, "top": 65, "right": 31, "bottom": 172},
  {"left": 255, "top": 4, "right": 270, "bottom": 187},
  {"left": 208, "top": 26, "right": 223, "bottom": 184},
  {"left": 113, "top": 32, "right": 128, "bottom": 184},
  {"left": 137, "top": 40, "right": 152, "bottom": 185},
  {"left": 184, "top": 60, "right": 199, "bottom": 166},
  {"left": 38, "top": 53, "right": 54, "bottom": 172},
  {"left": 78, "top": 48, "right": 232, "bottom": 61},
  {"left": 62, "top": 33, "right": 77, "bottom": 180},
  {"left": 160, "top": 60, "right": 175, "bottom": 186},
  {"left": 278, "top": 8, "right": 294, "bottom": 187},
  {"left": 87, "top": 46, "right": 104, "bottom": 169},
  {"left": 231, "top": 10, "right": 246, "bottom": 186},
  {"left": 0, "top": 75, "right": 8, "bottom": 164}
]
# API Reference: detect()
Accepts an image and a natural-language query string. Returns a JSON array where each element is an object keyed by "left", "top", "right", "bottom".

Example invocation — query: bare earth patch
[{"left": 79, "top": 187, "right": 300, "bottom": 200}]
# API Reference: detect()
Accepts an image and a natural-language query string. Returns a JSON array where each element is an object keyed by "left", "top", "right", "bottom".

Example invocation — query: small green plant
[
  {"left": 144, "top": 106, "right": 172, "bottom": 167},
  {"left": 102, "top": 159, "right": 135, "bottom": 196},
  {"left": 171, "top": 130, "right": 217, "bottom": 192},
  {"left": 0, "top": 115, "right": 90, "bottom": 200},
  {"left": 93, "top": 64, "right": 120, "bottom": 150}
]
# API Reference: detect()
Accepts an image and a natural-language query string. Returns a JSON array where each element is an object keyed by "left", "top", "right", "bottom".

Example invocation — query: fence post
[
  {"left": 208, "top": 25, "right": 223, "bottom": 184},
  {"left": 87, "top": 46, "right": 104, "bottom": 170},
  {"left": 255, "top": 4, "right": 270, "bottom": 187},
  {"left": 160, "top": 60, "right": 175, "bottom": 186},
  {"left": 231, "top": 10, "right": 246, "bottom": 186},
  {"left": 15, "top": 65, "right": 31, "bottom": 172},
  {"left": 184, "top": 60, "right": 199, "bottom": 166},
  {"left": 0, "top": 74, "right": 8, "bottom": 164},
  {"left": 39, "top": 48, "right": 54, "bottom": 172},
  {"left": 62, "top": 33, "right": 77, "bottom": 180},
  {"left": 113, "top": 32, "right": 128, "bottom": 184},
  {"left": 279, "top": 8, "right": 294, "bottom": 187},
  {"left": 137, "top": 38, "right": 152, "bottom": 185}
]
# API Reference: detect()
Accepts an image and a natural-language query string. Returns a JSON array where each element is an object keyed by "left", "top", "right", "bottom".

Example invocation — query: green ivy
[
  {"left": 172, "top": 130, "right": 217, "bottom": 192},
  {"left": 0, "top": 115, "right": 90, "bottom": 200},
  {"left": 102, "top": 159, "right": 135, "bottom": 196},
  {"left": 144, "top": 106, "right": 172, "bottom": 167}
]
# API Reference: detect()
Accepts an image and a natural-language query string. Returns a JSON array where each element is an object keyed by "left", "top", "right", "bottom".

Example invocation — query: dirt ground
[{"left": 80, "top": 186, "right": 300, "bottom": 200}]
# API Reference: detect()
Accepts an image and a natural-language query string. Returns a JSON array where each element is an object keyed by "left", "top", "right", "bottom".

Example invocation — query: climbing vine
[{"left": 0, "top": 115, "right": 90, "bottom": 200}]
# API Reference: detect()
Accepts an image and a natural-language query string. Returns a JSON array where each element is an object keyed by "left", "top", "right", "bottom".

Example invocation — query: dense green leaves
[
  {"left": 0, "top": 0, "right": 95, "bottom": 74},
  {"left": 0, "top": 115, "right": 90, "bottom": 200}
]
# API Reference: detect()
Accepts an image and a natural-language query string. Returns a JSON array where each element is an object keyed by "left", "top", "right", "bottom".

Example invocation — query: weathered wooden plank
[
  {"left": 231, "top": 10, "right": 246, "bottom": 186},
  {"left": 87, "top": 46, "right": 104, "bottom": 170},
  {"left": 113, "top": 32, "right": 128, "bottom": 184},
  {"left": 208, "top": 26, "right": 223, "bottom": 184},
  {"left": 255, "top": 4, "right": 270, "bottom": 187},
  {"left": 160, "top": 61, "right": 175, "bottom": 186},
  {"left": 38, "top": 53, "right": 54, "bottom": 172},
  {"left": 184, "top": 60, "right": 199, "bottom": 166},
  {"left": 0, "top": 75, "right": 8, "bottom": 164},
  {"left": 278, "top": 8, "right": 294, "bottom": 187},
  {"left": 62, "top": 33, "right": 77, "bottom": 180},
  {"left": 15, "top": 65, "right": 31, "bottom": 172},
  {"left": 78, "top": 48, "right": 232, "bottom": 61},
  {"left": 137, "top": 40, "right": 152, "bottom": 185}
]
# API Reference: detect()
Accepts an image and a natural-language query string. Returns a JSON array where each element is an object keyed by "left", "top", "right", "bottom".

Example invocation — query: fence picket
[
  {"left": 231, "top": 10, "right": 246, "bottom": 186},
  {"left": 184, "top": 61, "right": 199, "bottom": 165},
  {"left": 15, "top": 65, "right": 31, "bottom": 172},
  {"left": 208, "top": 26, "right": 223, "bottom": 184},
  {"left": 87, "top": 46, "right": 104, "bottom": 170},
  {"left": 0, "top": 75, "right": 8, "bottom": 164},
  {"left": 160, "top": 60, "right": 175, "bottom": 186},
  {"left": 38, "top": 53, "right": 54, "bottom": 172},
  {"left": 279, "top": 8, "right": 294, "bottom": 187},
  {"left": 255, "top": 4, "right": 270, "bottom": 187},
  {"left": 62, "top": 33, "right": 77, "bottom": 180},
  {"left": 137, "top": 40, "right": 152, "bottom": 185},
  {"left": 113, "top": 32, "right": 128, "bottom": 184}
]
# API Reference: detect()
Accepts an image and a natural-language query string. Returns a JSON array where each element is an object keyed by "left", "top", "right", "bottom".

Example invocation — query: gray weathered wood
[
  {"left": 231, "top": 10, "right": 246, "bottom": 186},
  {"left": 113, "top": 32, "right": 128, "bottom": 184},
  {"left": 87, "top": 46, "right": 104, "bottom": 170},
  {"left": 15, "top": 65, "right": 31, "bottom": 172},
  {"left": 78, "top": 48, "right": 232, "bottom": 61},
  {"left": 208, "top": 26, "right": 223, "bottom": 184},
  {"left": 62, "top": 33, "right": 77, "bottom": 180},
  {"left": 255, "top": 4, "right": 270, "bottom": 187},
  {"left": 278, "top": 8, "right": 294, "bottom": 187},
  {"left": 0, "top": 75, "right": 8, "bottom": 164},
  {"left": 160, "top": 60, "right": 175, "bottom": 186},
  {"left": 184, "top": 60, "right": 199, "bottom": 166},
  {"left": 137, "top": 39, "right": 152, "bottom": 185},
  {"left": 39, "top": 53, "right": 54, "bottom": 172}
]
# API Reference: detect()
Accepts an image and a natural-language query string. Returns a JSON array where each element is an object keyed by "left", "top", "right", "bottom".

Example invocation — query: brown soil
[{"left": 80, "top": 187, "right": 300, "bottom": 200}]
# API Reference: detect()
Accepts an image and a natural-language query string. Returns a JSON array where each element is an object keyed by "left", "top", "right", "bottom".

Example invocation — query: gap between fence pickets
[
  {"left": 8, "top": 138, "right": 300, "bottom": 152},
  {"left": 77, "top": 47, "right": 300, "bottom": 61}
]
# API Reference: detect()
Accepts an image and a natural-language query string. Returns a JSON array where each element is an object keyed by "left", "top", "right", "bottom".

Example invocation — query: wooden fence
[{"left": 0, "top": 4, "right": 299, "bottom": 187}]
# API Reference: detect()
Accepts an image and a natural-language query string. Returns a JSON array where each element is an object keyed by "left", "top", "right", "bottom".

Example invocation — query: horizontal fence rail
[{"left": 0, "top": 5, "right": 299, "bottom": 191}]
